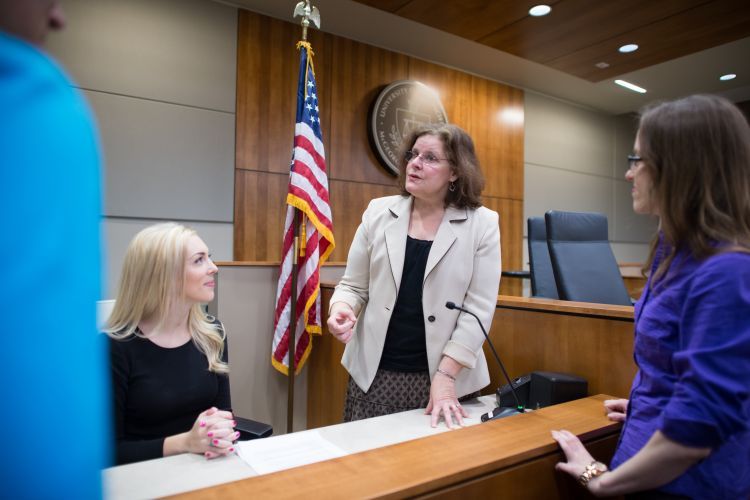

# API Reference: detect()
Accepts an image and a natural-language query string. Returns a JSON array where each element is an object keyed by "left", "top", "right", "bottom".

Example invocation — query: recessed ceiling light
[
  {"left": 615, "top": 79, "right": 647, "bottom": 94},
  {"left": 720, "top": 73, "right": 737, "bottom": 81},
  {"left": 529, "top": 5, "right": 551, "bottom": 17},
  {"left": 619, "top": 44, "right": 639, "bottom": 53},
  {"left": 595, "top": 62, "right": 610, "bottom": 69}
]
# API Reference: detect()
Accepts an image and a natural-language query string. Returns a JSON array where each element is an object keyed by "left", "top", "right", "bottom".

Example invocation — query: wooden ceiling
[{"left": 351, "top": 0, "right": 750, "bottom": 82}]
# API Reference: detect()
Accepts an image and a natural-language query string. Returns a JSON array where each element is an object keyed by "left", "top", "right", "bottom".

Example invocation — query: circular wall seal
[{"left": 369, "top": 80, "right": 448, "bottom": 176}]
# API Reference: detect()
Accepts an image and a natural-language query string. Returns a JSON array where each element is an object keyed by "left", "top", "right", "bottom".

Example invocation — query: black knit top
[{"left": 379, "top": 236, "right": 432, "bottom": 372}]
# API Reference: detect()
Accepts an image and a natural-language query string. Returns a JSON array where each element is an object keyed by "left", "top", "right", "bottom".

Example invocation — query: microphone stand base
[{"left": 481, "top": 406, "right": 524, "bottom": 422}]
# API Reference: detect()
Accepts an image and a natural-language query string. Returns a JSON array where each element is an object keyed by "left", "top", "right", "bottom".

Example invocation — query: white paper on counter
[{"left": 236, "top": 429, "right": 347, "bottom": 475}]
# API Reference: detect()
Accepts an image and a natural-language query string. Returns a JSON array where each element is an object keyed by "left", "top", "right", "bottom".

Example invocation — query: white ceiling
[{"left": 225, "top": 0, "right": 750, "bottom": 115}]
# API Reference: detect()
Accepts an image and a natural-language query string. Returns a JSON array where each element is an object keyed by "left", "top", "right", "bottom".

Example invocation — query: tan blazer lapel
[
  {"left": 425, "top": 206, "right": 467, "bottom": 281},
  {"left": 384, "top": 196, "right": 412, "bottom": 291}
]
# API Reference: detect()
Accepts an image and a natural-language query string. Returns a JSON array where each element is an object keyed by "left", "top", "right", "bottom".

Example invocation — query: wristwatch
[{"left": 578, "top": 460, "right": 608, "bottom": 487}]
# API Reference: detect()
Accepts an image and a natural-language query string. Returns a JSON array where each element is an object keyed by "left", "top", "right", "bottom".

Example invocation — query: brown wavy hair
[
  {"left": 638, "top": 95, "right": 750, "bottom": 282},
  {"left": 397, "top": 123, "right": 485, "bottom": 209}
]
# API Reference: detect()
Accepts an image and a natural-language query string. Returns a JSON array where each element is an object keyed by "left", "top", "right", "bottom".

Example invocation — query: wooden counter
[{"left": 174, "top": 395, "right": 621, "bottom": 500}]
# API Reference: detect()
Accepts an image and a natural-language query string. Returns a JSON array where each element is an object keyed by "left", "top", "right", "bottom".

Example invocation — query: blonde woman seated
[{"left": 106, "top": 223, "right": 237, "bottom": 465}]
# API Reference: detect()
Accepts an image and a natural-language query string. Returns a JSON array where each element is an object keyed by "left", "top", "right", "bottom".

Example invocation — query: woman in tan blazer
[{"left": 328, "top": 124, "right": 501, "bottom": 428}]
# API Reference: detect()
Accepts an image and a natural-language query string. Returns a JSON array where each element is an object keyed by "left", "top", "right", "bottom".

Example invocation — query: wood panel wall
[{"left": 235, "top": 10, "right": 524, "bottom": 295}]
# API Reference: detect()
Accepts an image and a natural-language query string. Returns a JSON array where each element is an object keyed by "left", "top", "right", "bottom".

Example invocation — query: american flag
[{"left": 272, "top": 42, "right": 335, "bottom": 375}]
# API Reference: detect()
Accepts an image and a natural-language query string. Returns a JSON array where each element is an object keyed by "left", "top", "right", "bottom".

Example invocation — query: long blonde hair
[{"left": 105, "top": 222, "right": 228, "bottom": 374}]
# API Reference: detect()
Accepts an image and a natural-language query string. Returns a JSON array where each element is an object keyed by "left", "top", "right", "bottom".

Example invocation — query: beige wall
[{"left": 46, "top": 0, "right": 238, "bottom": 298}]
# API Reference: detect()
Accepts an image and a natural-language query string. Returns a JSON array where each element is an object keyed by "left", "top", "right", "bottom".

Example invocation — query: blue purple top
[{"left": 611, "top": 236, "right": 750, "bottom": 498}]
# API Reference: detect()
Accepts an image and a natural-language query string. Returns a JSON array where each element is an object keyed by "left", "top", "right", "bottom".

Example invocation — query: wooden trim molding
[{"left": 497, "top": 295, "right": 634, "bottom": 320}]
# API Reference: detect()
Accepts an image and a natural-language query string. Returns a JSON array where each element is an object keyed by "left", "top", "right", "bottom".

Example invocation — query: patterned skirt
[{"left": 343, "top": 369, "right": 431, "bottom": 422}]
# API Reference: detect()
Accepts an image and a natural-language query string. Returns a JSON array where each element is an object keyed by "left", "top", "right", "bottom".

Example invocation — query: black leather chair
[
  {"left": 527, "top": 217, "right": 558, "bottom": 299},
  {"left": 545, "top": 210, "right": 632, "bottom": 306}
]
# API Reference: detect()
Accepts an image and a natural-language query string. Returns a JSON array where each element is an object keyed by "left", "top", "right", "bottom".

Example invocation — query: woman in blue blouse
[{"left": 552, "top": 95, "right": 750, "bottom": 499}]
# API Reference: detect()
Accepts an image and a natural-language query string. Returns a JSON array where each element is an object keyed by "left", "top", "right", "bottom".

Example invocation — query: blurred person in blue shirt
[{"left": 0, "top": 1, "right": 109, "bottom": 498}]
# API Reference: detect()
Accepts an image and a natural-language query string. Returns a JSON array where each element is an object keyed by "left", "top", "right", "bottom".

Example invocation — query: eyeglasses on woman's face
[
  {"left": 404, "top": 149, "right": 449, "bottom": 167},
  {"left": 627, "top": 154, "right": 643, "bottom": 173}
]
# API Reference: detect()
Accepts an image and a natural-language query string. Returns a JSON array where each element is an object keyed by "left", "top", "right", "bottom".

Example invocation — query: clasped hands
[{"left": 187, "top": 407, "right": 238, "bottom": 459}]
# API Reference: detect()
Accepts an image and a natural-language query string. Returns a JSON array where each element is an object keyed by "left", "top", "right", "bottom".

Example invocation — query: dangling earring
[{"left": 449, "top": 181, "right": 456, "bottom": 192}]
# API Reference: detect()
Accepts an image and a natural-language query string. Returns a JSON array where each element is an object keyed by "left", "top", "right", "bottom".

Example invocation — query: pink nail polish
[
  {"left": 199, "top": 421, "right": 206, "bottom": 428},
  {"left": 229, "top": 447, "right": 234, "bottom": 453},
  {"left": 232, "top": 420, "right": 237, "bottom": 426},
  {"left": 207, "top": 432, "right": 214, "bottom": 437},
  {"left": 213, "top": 439, "right": 219, "bottom": 445},
  {"left": 204, "top": 452, "right": 210, "bottom": 457}
]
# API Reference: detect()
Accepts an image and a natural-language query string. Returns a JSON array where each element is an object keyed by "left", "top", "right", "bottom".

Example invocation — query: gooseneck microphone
[{"left": 445, "top": 301, "right": 525, "bottom": 421}]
